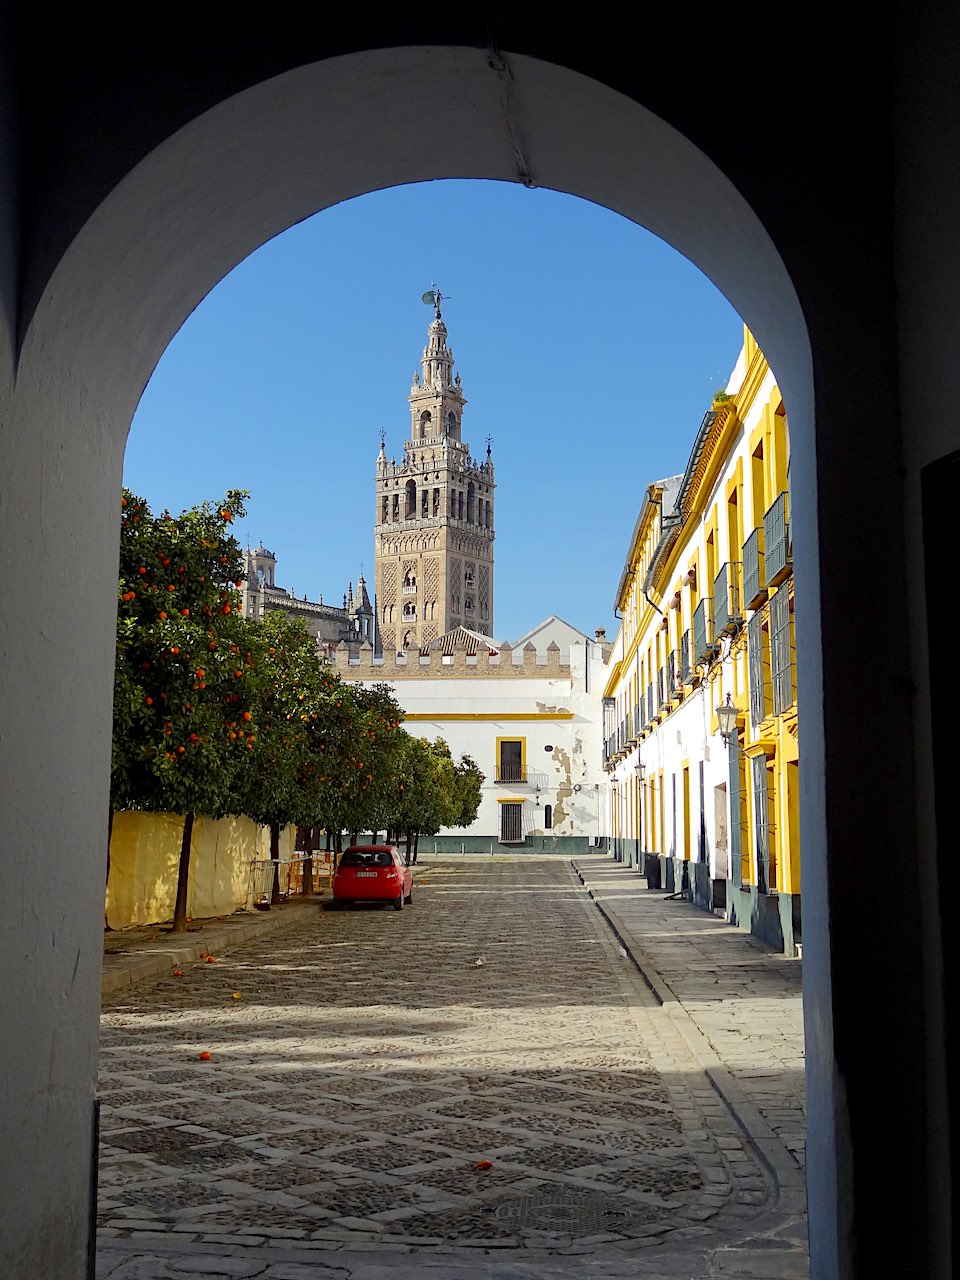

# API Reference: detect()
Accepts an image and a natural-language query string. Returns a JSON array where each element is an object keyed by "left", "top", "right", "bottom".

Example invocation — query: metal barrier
[{"left": 246, "top": 852, "right": 333, "bottom": 908}]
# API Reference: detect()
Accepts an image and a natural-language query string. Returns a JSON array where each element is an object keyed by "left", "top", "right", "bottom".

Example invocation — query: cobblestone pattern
[
  {"left": 575, "top": 860, "right": 806, "bottom": 1168},
  {"left": 98, "top": 859, "right": 776, "bottom": 1258}
]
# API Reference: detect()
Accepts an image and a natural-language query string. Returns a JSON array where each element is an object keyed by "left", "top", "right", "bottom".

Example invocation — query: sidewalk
[
  {"left": 101, "top": 898, "right": 322, "bottom": 996},
  {"left": 570, "top": 855, "right": 806, "bottom": 1176}
]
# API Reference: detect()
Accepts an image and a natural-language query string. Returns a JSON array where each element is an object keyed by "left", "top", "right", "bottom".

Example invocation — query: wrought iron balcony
[
  {"left": 646, "top": 682, "right": 655, "bottom": 723},
  {"left": 763, "top": 491, "right": 792, "bottom": 587},
  {"left": 742, "top": 527, "right": 767, "bottom": 610},
  {"left": 495, "top": 763, "right": 527, "bottom": 784},
  {"left": 770, "top": 587, "right": 795, "bottom": 714},
  {"left": 714, "top": 562, "right": 743, "bottom": 635},
  {"left": 747, "top": 611, "right": 769, "bottom": 727},
  {"left": 667, "top": 650, "right": 682, "bottom": 699},
  {"left": 679, "top": 630, "right": 691, "bottom": 684},
  {"left": 657, "top": 668, "right": 667, "bottom": 711},
  {"left": 692, "top": 597, "right": 718, "bottom": 665}
]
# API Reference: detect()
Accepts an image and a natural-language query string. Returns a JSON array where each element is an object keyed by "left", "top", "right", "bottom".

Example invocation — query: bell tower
[{"left": 375, "top": 294, "right": 495, "bottom": 653}]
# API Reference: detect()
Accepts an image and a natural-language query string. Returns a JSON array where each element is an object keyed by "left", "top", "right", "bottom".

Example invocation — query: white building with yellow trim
[
  {"left": 602, "top": 329, "right": 800, "bottom": 953},
  {"left": 338, "top": 626, "right": 607, "bottom": 851}
]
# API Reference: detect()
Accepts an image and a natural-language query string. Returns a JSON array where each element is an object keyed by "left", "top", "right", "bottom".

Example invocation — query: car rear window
[{"left": 340, "top": 850, "right": 395, "bottom": 867}]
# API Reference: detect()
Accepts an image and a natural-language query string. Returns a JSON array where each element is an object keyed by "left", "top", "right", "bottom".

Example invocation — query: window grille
[
  {"left": 679, "top": 630, "right": 691, "bottom": 684},
  {"left": 752, "top": 755, "right": 777, "bottom": 893},
  {"left": 747, "top": 611, "right": 769, "bottom": 727},
  {"left": 763, "top": 491, "right": 792, "bottom": 585},
  {"left": 693, "top": 598, "right": 717, "bottom": 664},
  {"left": 743, "top": 526, "right": 766, "bottom": 608},
  {"left": 714, "top": 562, "right": 743, "bottom": 634},
  {"left": 770, "top": 587, "right": 795, "bottom": 713},
  {"left": 500, "top": 802, "right": 523, "bottom": 843}
]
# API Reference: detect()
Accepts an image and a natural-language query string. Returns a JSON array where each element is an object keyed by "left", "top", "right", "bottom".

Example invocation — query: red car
[{"left": 331, "top": 845, "right": 413, "bottom": 911}]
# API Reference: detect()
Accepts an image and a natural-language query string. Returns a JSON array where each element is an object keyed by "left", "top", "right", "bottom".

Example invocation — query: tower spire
[{"left": 374, "top": 301, "right": 495, "bottom": 654}]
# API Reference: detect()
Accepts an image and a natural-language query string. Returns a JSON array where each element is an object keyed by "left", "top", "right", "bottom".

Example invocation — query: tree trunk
[
  {"left": 270, "top": 821, "right": 282, "bottom": 905},
  {"left": 170, "top": 811, "right": 195, "bottom": 933},
  {"left": 413, "top": 830, "right": 420, "bottom": 865}
]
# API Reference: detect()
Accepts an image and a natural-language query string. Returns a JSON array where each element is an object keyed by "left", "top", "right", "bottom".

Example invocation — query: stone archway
[{"left": 0, "top": 29, "right": 945, "bottom": 1280}]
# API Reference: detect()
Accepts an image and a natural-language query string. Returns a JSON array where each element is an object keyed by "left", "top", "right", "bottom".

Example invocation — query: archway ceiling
[{"left": 21, "top": 40, "right": 809, "bottom": 440}]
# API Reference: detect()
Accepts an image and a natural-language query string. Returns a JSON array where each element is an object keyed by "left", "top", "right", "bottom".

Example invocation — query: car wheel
[
  {"left": 393, "top": 894, "right": 404, "bottom": 912},
  {"left": 404, "top": 886, "right": 413, "bottom": 905}
]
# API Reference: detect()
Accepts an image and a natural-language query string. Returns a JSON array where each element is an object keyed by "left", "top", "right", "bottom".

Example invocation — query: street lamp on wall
[{"left": 716, "top": 693, "right": 740, "bottom": 747}]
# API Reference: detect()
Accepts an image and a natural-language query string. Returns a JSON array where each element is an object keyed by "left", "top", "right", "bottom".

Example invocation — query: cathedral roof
[{"left": 430, "top": 626, "right": 499, "bottom": 656}]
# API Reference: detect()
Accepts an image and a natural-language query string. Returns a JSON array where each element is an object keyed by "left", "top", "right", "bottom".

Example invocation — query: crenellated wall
[{"left": 334, "top": 638, "right": 568, "bottom": 679}]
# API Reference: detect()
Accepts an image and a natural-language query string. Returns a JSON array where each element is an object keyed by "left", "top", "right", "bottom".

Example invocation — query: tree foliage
[
  {"left": 112, "top": 488, "right": 253, "bottom": 816},
  {"left": 112, "top": 487, "right": 487, "bottom": 915}
]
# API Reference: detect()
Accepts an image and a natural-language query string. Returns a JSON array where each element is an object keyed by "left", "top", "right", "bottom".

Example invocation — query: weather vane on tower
[{"left": 421, "top": 286, "right": 445, "bottom": 320}]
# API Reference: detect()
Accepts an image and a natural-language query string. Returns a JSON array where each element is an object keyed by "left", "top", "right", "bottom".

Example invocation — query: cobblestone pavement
[
  {"left": 572, "top": 858, "right": 806, "bottom": 1170},
  {"left": 97, "top": 857, "right": 808, "bottom": 1278}
]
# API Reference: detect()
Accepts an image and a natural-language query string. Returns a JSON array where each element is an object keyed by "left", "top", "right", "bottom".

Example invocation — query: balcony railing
[
  {"left": 742, "top": 527, "right": 767, "bottom": 610},
  {"left": 401, "top": 583, "right": 417, "bottom": 595},
  {"left": 747, "top": 611, "right": 769, "bottom": 727},
  {"left": 646, "top": 682, "right": 654, "bottom": 723},
  {"left": 495, "top": 763, "right": 527, "bottom": 784},
  {"left": 667, "top": 649, "right": 681, "bottom": 698},
  {"left": 657, "top": 668, "right": 667, "bottom": 711},
  {"left": 714, "top": 562, "right": 743, "bottom": 635},
  {"left": 763, "top": 491, "right": 792, "bottom": 586},
  {"left": 692, "top": 597, "right": 718, "bottom": 665},
  {"left": 679, "top": 630, "right": 691, "bottom": 684},
  {"left": 770, "top": 587, "right": 795, "bottom": 714}
]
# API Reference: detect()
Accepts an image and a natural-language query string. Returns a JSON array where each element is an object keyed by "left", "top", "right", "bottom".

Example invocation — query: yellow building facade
[{"left": 602, "top": 330, "right": 800, "bottom": 953}]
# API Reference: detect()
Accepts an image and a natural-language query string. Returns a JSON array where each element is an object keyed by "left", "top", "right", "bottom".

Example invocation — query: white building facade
[{"left": 338, "top": 628, "right": 607, "bottom": 852}]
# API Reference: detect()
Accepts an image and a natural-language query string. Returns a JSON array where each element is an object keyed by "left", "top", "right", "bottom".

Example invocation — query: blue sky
[{"left": 124, "top": 180, "right": 742, "bottom": 642}]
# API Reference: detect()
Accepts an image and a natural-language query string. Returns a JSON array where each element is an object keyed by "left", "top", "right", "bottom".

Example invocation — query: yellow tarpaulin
[{"left": 105, "top": 812, "right": 295, "bottom": 929}]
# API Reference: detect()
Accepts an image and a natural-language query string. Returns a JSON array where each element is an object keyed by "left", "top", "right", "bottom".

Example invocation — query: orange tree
[
  {"left": 450, "top": 753, "right": 484, "bottom": 831},
  {"left": 231, "top": 611, "right": 328, "bottom": 901},
  {"left": 385, "top": 735, "right": 477, "bottom": 861},
  {"left": 111, "top": 488, "right": 255, "bottom": 931},
  {"left": 298, "top": 679, "right": 409, "bottom": 853}
]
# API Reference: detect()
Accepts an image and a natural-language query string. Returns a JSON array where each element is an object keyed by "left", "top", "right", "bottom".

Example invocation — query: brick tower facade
[{"left": 375, "top": 298, "right": 495, "bottom": 653}]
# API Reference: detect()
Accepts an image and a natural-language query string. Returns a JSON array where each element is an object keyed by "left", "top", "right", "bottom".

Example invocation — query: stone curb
[
  {"left": 101, "top": 900, "right": 324, "bottom": 997},
  {"left": 569, "top": 859, "right": 807, "bottom": 1200}
]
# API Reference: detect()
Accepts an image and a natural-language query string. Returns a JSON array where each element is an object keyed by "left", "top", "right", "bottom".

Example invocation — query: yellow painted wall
[{"left": 106, "top": 811, "right": 296, "bottom": 929}]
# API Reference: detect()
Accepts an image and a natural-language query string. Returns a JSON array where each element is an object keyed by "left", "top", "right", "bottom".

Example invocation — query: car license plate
[{"left": 356, "top": 870, "right": 377, "bottom": 877}]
